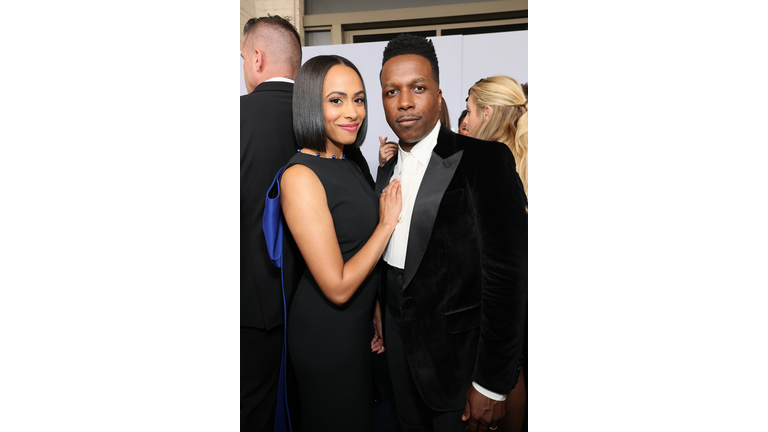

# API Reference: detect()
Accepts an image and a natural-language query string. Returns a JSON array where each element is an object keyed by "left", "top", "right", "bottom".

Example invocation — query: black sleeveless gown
[{"left": 285, "top": 152, "right": 379, "bottom": 432}]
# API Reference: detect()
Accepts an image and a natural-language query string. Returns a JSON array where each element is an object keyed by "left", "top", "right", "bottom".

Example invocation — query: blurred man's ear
[{"left": 253, "top": 49, "right": 263, "bottom": 72}]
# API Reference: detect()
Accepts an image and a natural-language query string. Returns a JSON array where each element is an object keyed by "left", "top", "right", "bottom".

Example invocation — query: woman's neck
[{"left": 301, "top": 142, "right": 344, "bottom": 159}]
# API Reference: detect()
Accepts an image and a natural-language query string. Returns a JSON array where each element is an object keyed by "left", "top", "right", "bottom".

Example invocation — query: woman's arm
[{"left": 281, "top": 164, "right": 401, "bottom": 306}]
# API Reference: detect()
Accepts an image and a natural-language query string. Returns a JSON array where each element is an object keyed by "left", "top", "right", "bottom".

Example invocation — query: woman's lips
[{"left": 338, "top": 124, "right": 359, "bottom": 132}]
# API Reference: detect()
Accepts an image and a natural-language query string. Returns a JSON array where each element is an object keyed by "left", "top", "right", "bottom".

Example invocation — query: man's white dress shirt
[
  {"left": 263, "top": 77, "right": 294, "bottom": 84},
  {"left": 383, "top": 121, "right": 441, "bottom": 269}
]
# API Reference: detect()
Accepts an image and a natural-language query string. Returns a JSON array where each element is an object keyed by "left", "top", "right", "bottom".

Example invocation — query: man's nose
[{"left": 398, "top": 92, "right": 414, "bottom": 110}]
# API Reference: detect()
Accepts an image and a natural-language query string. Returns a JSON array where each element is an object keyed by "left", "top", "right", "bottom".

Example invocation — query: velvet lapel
[{"left": 402, "top": 126, "right": 463, "bottom": 290}]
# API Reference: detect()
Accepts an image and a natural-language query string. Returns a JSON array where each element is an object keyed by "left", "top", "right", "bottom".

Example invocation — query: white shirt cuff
[{"left": 472, "top": 381, "right": 507, "bottom": 401}]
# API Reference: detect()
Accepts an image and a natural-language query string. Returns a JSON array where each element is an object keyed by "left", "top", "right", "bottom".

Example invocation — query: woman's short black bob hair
[{"left": 292, "top": 55, "right": 368, "bottom": 153}]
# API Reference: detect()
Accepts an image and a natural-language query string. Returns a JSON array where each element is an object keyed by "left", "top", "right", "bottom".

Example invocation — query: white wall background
[{"left": 241, "top": 31, "right": 528, "bottom": 179}]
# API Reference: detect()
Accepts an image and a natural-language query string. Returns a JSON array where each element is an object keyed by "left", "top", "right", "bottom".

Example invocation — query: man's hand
[
  {"left": 462, "top": 385, "right": 505, "bottom": 432},
  {"left": 371, "top": 299, "right": 385, "bottom": 354},
  {"left": 378, "top": 136, "right": 398, "bottom": 167}
]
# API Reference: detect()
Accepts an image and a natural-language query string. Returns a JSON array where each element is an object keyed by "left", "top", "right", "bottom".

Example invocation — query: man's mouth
[
  {"left": 397, "top": 116, "right": 421, "bottom": 127},
  {"left": 338, "top": 124, "right": 359, "bottom": 132}
]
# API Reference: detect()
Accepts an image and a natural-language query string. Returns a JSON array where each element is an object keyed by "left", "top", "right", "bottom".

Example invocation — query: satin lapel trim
[
  {"left": 376, "top": 155, "right": 397, "bottom": 197},
  {"left": 402, "top": 149, "right": 464, "bottom": 290}
]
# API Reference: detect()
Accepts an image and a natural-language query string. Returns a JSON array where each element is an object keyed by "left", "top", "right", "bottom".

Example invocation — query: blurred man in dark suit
[{"left": 240, "top": 15, "right": 302, "bottom": 431}]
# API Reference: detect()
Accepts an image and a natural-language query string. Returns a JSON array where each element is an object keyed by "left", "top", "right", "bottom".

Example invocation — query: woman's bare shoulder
[
  {"left": 282, "top": 163, "right": 319, "bottom": 187},
  {"left": 281, "top": 163, "right": 326, "bottom": 204}
]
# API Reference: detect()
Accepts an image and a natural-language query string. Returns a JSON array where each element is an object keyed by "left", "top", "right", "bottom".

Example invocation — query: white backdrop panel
[
  {"left": 240, "top": 31, "right": 528, "bottom": 181},
  {"left": 461, "top": 31, "right": 528, "bottom": 107}
]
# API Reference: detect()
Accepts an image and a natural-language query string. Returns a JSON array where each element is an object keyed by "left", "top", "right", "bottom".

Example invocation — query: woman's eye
[
  {"left": 354, "top": 97, "right": 365, "bottom": 103},
  {"left": 329, "top": 98, "right": 342, "bottom": 104}
]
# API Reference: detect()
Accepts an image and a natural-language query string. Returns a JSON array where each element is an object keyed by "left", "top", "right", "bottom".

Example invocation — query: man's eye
[
  {"left": 414, "top": 86, "right": 425, "bottom": 91},
  {"left": 387, "top": 89, "right": 398, "bottom": 96}
]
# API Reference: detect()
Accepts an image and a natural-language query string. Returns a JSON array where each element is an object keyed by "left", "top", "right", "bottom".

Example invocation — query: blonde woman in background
[
  {"left": 466, "top": 76, "right": 527, "bottom": 200},
  {"left": 466, "top": 76, "right": 528, "bottom": 432}
]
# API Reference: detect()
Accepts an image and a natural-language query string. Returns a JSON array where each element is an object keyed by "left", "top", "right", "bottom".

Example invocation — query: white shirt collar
[
  {"left": 263, "top": 77, "right": 295, "bottom": 84},
  {"left": 399, "top": 120, "right": 441, "bottom": 166}
]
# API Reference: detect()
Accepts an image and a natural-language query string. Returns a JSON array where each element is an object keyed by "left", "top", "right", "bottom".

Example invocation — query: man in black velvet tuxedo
[
  {"left": 240, "top": 15, "right": 303, "bottom": 430},
  {"left": 376, "top": 34, "right": 528, "bottom": 432}
]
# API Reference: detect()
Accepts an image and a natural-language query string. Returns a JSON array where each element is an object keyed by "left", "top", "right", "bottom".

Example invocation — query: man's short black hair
[
  {"left": 243, "top": 15, "right": 300, "bottom": 49},
  {"left": 381, "top": 34, "right": 440, "bottom": 84},
  {"left": 293, "top": 55, "right": 368, "bottom": 153}
]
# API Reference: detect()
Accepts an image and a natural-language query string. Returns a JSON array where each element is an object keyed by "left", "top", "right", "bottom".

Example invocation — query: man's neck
[{"left": 398, "top": 120, "right": 440, "bottom": 153}]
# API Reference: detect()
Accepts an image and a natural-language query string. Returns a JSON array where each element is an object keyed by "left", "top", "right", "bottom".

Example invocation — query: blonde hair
[{"left": 469, "top": 76, "right": 528, "bottom": 199}]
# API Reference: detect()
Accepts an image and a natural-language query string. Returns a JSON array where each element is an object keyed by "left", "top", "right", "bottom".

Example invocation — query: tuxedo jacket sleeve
[
  {"left": 241, "top": 82, "right": 302, "bottom": 329},
  {"left": 467, "top": 132, "right": 528, "bottom": 396},
  {"left": 375, "top": 125, "right": 527, "bottom": 410}
]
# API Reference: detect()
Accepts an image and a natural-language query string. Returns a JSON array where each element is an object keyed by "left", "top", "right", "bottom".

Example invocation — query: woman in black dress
[{"left": 280, "top": 55, "right": 402, "bottom": 432}]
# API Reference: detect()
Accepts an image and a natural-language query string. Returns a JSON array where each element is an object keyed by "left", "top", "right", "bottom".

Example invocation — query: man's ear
[
  {"left": 437, "top": 88, "right": 443, "bottom": 112},
  {"left": 483, "top": 105, "right": 493, "bottom": 120},
  {"left": 253, "top": 48, "right": 263, "bottom": 73}
]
